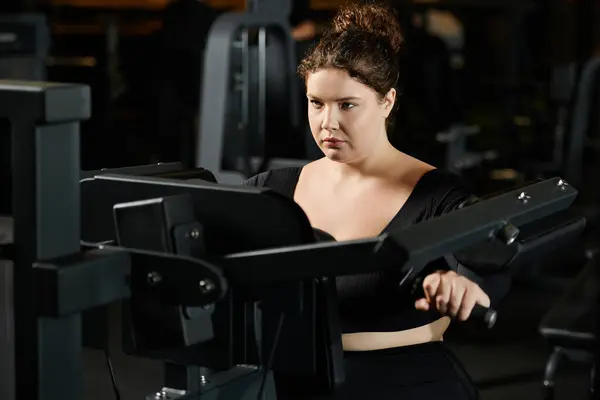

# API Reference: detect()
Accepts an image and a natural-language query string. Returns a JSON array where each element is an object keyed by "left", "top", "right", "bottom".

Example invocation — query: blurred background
[{"left": 1, "top": 0, "right": 599, "bottom": 399}]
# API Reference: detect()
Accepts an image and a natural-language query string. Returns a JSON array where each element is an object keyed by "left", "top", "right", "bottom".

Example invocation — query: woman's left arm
[{"left": 415, "top": 182, "right": 513, "bottom": 320}]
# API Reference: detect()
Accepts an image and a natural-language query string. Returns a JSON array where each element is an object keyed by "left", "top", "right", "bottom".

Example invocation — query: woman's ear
[{"left": 382, "top": 88, "right": 396, "bottom": 118}]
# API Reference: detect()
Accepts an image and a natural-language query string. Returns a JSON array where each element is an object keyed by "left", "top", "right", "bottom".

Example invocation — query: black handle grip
[{"left": 470, "top": 304, "right": 498, "bottom": 329}]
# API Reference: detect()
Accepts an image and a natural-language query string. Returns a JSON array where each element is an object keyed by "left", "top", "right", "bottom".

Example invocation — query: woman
[{"left": 244, "top": 2, "right": 509, "bottom": 399}]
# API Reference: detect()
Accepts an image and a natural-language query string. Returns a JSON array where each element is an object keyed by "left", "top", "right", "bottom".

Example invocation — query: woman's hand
[{"left": 414, "top": 270, "right": 490, "bottom": 321}]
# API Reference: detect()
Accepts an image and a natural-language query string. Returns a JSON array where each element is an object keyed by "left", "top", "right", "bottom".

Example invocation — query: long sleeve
[{"left": 430, "top": 180, "right": 514, "bottom": 307}]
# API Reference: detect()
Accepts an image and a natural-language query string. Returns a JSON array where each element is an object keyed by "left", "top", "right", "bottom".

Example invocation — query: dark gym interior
[{"left": 1, "top": 0, "right": 599, "bottom": 399}]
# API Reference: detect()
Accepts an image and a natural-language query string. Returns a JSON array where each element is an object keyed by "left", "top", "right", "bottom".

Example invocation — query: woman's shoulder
[
  {"left": 419, "top": 167, "right": 469, "bottom": 190},
  {"left": 243, "top": 158, "right": 325, "bottom": 187},
  {"left": 390, "top": 157, "right": 466, "bottom": 194},
  {"left": 415, "top": 168, "right": 474, "bottom": 217},
  {"left": 242, "top": 165, "right": 307, "bottom": 199}
]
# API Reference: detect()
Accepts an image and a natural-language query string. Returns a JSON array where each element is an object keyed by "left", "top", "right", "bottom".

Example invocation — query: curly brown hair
[{"left": 297, "top": 1, "right": 404, "bottom": 102}]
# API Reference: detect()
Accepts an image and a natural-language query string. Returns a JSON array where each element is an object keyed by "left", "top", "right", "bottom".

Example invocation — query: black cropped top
[{"left": 243, "top": 167, "right": 511, "bottom": 334}]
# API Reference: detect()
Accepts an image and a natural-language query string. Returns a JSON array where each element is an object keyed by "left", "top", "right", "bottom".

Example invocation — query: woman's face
[{"left": 306, "top": 68, "right": 396, "bottom": 164}]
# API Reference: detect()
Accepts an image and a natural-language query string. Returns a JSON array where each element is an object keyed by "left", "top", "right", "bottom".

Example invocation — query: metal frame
[
  {"left": 196, "top": 0, "right": 301, "bottom": 184},
  {"left": 0, "top": 80, "right": 90, "bottom": 400}
]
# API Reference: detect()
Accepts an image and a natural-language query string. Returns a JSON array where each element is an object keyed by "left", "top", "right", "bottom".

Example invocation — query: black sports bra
[{"left": 243, "top": 167, "right": 510, "bottom": 333}]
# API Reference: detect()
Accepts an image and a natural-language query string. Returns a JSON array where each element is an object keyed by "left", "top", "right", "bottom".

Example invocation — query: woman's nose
[{"left": 321, "top": 106, "right": 339, "bottom": 131}]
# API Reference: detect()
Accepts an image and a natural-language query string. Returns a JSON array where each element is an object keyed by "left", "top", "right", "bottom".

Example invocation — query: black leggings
[{"left": 274, "top": 341, "right": 479, "bottom": 399}]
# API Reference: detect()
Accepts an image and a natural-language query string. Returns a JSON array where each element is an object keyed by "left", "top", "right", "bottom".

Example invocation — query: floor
[{"left": 81, "top": 276, "right": 593, "bottom": 400}]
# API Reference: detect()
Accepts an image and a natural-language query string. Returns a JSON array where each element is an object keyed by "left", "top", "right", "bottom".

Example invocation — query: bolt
[
  {"left": 190, "top": 229, "right": 200, "bottom": 240},
  {"left": 557, "top": 179, "right": 569, "bottom": 190},
  {"left": 517, "top": 192, "right": 531, "bottom": 203},
  {"left": 147, "top": 271, "right": 162, "bottom": 285},
  {"left": 199, "top": 279, "right": 215, "bottom": 294},
  {"left": 500, "top": 223, "right": 520, "bottom": 245}
]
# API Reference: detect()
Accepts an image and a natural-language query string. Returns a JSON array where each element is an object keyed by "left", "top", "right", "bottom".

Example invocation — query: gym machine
[
  {"left": 0, "top": 81, "right": 587, "bottom": 400},
  {"left": 196, "top": 0, "right": 306, "bottom": 185},
  {"left": 74, "top": 160, "right": 590, "bottom": 399}
]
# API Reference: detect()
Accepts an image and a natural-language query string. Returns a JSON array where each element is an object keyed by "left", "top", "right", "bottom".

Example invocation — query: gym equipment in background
[{"left": 196, "top": 0, "right": 305, "bottom": 184}]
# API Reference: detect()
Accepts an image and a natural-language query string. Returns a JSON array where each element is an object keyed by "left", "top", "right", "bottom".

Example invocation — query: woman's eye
[
  {"left": 341, "top": 102, "right": 355, "bottom": 110},
  {"left": 310, "top": 100, "right": 323, "bottom": 108}
]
